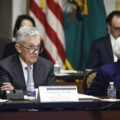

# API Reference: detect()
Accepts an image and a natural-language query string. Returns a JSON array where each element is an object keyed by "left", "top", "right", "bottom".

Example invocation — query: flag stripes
[{"left": 29, "top": 0, "right": 65, "bottom": 67}]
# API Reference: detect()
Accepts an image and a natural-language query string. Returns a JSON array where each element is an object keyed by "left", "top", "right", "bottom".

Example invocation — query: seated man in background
[
  {"left": 87, "top": 11, "right": 120, "bottom": 69},
  {"left": 86, "top": 37, "right": 120, "bottom": 96},
  {"left": 2, "top": 14, "right": 49, "bottom": 60},
  {"left": 0, "top": 26, "right": 56, "bottom": 92}
]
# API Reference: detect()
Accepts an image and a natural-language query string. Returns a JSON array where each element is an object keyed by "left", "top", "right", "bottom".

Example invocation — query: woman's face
[
  {"left": 15, "top": 19, "right": 34, "bottom": 34},
  {"left": 20, "top": 19, "right": 33, "bottom": 27}
]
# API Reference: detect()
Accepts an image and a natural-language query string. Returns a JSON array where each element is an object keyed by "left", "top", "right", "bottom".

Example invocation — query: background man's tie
[{"left": 26, "top": 66, "right": 34, "bottom": 91}]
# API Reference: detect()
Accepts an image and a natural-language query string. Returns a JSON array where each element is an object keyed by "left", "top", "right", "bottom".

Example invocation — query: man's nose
[{"left": 34, "top": 48, "right": 39, "bottom": 54}]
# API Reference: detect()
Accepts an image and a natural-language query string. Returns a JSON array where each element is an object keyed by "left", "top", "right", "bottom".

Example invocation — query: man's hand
[{"left": 1, "top": 82, "right": 14, "bottom": 91}]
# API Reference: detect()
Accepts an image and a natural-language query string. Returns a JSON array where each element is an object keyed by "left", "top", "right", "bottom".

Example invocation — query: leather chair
[{"left": 83, "top": 69, "right": 97, "bottom": 92}]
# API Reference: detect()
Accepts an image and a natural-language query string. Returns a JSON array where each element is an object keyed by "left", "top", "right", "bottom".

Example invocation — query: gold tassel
[
  {"left": 73, "top": 0, "right": 83, "bottom": 10},
  {"left": 62, "top": 59, "right": 73, "bottom": 70},
  {"left": 71, "top": 0, "right": 83, "bottom": 19},
  {"left": 71, "top": 8, "right": 77, "bottom": 20},
  {"left": 73, "top": 4, "right": 77, "bottom": 10},
  {"left": 83, "top": 0, "right": 88, "bottom": 15},
  {"left": 77, "top": 0, "right": 83, "bottom": 7},
  {"left": 116, "top": 0, "right": 120, "bottom": 10},
  {"left": 40, "top": 0, "right": 45, "bottom": 8}
]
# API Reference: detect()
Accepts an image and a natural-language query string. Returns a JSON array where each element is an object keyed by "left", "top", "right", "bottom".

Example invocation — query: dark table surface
[
  {"left": 0, "top": 99, "right": 120, "bottom": 111},
  {"left": 55, "top": 71, "right": 85, "bottom": 81}
]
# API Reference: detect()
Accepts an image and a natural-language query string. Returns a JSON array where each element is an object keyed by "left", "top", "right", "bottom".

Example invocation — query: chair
[{"left": 83, "top": 69, "right": 97, "bottom": 92}]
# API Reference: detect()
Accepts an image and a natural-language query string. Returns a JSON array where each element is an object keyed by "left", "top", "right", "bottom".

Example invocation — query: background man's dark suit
[
  {"left": 2, "top": 42, "right": 49, "bottom": 59},
  {"left": 87, "top": 34, "right": 114, "bottom": 69},
  {"left": 86, "top": 60, "right": 120, "bottom": 96},
  {"left": 0, "top": 54, "right": 56, "bottom": 91}
]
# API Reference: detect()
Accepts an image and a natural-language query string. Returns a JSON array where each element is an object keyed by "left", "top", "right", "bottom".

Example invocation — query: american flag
[{"left": 29, "top": 0, "right": 65, "bottom": 67}]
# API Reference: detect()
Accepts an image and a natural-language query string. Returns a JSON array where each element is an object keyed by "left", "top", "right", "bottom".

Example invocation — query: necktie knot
[{"left": 25, "top": 66, "right": 32, "bottom": 71}]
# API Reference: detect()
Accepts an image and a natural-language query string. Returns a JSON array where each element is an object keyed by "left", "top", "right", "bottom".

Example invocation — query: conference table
[
  {"left": 0, "top": 98, "right": 120, "bottom": 120},
  {"left": 0, "top": 71, "right": 119, "bottom": 120}
]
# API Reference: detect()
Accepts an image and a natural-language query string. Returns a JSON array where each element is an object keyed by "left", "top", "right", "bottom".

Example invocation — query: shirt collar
[
  {"left": 19, "top": 56, "right": 33, "bottom": 69},
  {"left": 110, "top": 34, "right": 117, "bottom": 48},
  {"left": 110, "top": 34, "right": 116, "bottom": 42}
]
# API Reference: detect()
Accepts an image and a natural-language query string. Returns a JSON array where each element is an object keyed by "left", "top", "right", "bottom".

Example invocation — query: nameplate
[{"left": 38, "top": 86, "right": 79, "bottom": 102}]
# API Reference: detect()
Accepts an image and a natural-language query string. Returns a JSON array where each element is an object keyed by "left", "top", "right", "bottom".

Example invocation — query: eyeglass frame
[
  {"left": 18, "top": 43, "right": 44, "bottom": 53},
  {"left": 112, "top": 26, "right": 120, "bottom": 32}
]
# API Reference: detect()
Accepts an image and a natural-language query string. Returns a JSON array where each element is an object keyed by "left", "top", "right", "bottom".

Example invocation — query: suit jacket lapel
[
  {"left": 33, "top": 61, "right": 41, "bottom": 88},
  {"left": 105, "top": 35, "right": 114, "bottom": 62},
  {"left": 12, "top": 55, "right": 26, "bottom": 90}
]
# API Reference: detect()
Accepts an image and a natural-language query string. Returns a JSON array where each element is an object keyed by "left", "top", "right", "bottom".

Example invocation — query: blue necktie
[{"left": 25, "top": 66, "right": 34, "bottom": 91}]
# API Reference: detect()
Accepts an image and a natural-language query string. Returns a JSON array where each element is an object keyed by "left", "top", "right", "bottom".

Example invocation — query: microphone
[
  {"left": 0, "top": 82, "right": 24, "bottom": 100},
  {"left": 2, "top": 90, "right": 24, "bottom": 100}
]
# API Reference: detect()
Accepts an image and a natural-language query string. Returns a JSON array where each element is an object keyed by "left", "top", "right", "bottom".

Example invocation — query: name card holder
[{"left": 38, "top": 86, "right": 79, "bottom": 102}]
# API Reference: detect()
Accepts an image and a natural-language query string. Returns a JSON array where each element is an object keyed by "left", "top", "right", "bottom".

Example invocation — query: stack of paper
[{"left": 77, "top": 93, "right": 100, "bottom": 100}]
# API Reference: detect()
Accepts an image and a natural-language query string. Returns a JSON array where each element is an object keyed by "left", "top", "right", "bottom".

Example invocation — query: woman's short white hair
[
  {"left": 15, "top": 26, "right": 40, "bottom": 44},
  {"left": 114, "top": 37, "right": 120, "bottom": 59}
]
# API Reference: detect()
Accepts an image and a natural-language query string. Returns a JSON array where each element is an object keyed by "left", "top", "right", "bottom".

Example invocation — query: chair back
[{"left": 83, "top": 69, "right": 97, "bottom": 92}]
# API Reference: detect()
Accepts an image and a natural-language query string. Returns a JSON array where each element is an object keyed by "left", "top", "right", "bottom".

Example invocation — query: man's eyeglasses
[
  {"left": 19, "top": 43, "right": 43, "bottom": 54},
  {"left": 112, "top": 26, "right": 120, "bottom": 32}
]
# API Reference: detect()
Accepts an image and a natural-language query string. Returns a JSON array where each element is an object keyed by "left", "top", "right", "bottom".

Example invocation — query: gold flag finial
[
  {"left": 116, "top": 0, "right": 120, "bottom": 10},
  {"left": 40, "top": 0, "right": 45, "bottom": 8},
  {"left": 83, "top": 0, "right": 88, "bottom": 15}
]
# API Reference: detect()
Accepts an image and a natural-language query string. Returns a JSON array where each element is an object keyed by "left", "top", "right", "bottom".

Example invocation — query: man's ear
[
  {"left": 15, "top": 43, "right": 21, "bottom": 53},
  {"left": 107, "top": 23, "right": 111, "bottom": 31}
]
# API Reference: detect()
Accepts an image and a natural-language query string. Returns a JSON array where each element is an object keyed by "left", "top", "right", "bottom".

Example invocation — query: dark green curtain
[{"left": 64, "top": 0, "right": 108, "bottom": 71}]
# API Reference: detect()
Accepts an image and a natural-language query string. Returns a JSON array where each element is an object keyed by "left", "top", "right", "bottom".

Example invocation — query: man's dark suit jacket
[
  {"left": 0, "top": 54, "right": 56, "bottom": 91},
  {"left": 2, "top": 42, "right": 49, "bottom": 59},
  {"left": 87, "top": 34, "right": 114, "bottom": 69},
  {"left": 86, "top": 60, "right": 120, "bottom": 96}
]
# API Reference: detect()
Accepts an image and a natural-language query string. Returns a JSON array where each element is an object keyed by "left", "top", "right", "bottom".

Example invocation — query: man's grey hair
[
  {"left": 114, "top": 37, "right": 120, "bottom": 59},
  {"left": 15, "top": 26, "right": 41, "bottom": 44}
]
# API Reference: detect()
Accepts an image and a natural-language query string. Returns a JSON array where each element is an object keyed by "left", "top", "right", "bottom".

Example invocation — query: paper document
[
  {"left": 0, "top": 99, "right": 8, "bottom": 103},
  {"left": 55, "top": 70, "right": 79, "bottom": 76},
  {"left": 100, "top": 98, "right": 120, "bottom": 102},
  {"left": 60, "top": 70, "right": 78, "bottom": 74},
  {"left": 77, "top": 93, "right": 100, "bottom": 100}
]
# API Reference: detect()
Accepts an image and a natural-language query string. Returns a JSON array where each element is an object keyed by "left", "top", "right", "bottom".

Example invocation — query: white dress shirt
[{"left": 110, "top": 34, "right": 118, "bottom": 62}]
